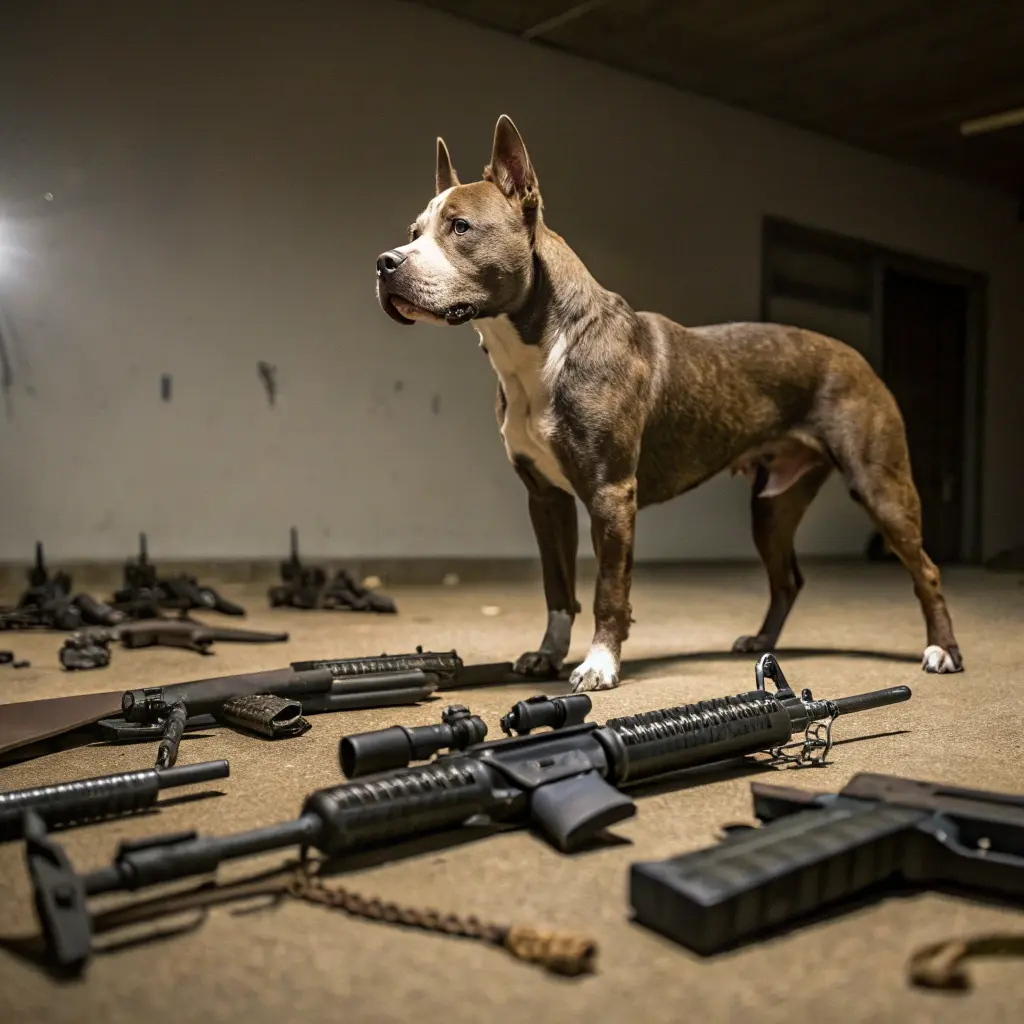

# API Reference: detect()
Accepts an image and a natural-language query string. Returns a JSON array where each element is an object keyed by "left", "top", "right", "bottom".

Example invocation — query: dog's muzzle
[
  {"left": 376, "top": 250, "right": 415, "bottom": 325},
  {"left": 375, "top": 249, "right": 478, "bottom": 327}
]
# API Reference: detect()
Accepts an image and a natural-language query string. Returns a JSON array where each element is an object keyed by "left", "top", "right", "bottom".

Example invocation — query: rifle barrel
[
  {"left": 832, "top": 685, "right": 912, "bottom": 716},
  {"left": 0, "top": 760, "right": 229, "bottom": 841},
  {"left": 83, "top": 814, "right": 320, "bottom": 895}
]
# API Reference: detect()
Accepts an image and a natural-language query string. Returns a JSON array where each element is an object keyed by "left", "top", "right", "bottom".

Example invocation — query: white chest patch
[{"left": 476, "top": 316, "right": 575, "bottom": 495}]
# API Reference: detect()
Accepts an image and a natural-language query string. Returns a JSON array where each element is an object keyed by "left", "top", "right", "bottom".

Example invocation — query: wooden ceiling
[{"left": 412, "top": 1, "right": 1024, "bottom": 194}]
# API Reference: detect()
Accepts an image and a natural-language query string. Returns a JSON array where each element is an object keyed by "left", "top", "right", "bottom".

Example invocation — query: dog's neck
[{"left": 503, "top": 224, "right": 607, "bottom": 348}]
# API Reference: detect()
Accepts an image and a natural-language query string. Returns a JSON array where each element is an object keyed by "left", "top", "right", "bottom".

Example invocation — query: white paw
[
  {"left": 922, "top": 644, "right": 962, "bottom": 673},
  {"left": 569, "top": 647, "right": 620, "bottom": 692}
]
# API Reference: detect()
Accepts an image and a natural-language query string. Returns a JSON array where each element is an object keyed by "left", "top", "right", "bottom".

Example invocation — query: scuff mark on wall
[
  {"left": 431, "top": 394, "right": 441, "bottom": 415},
  {"left": 0, "top": 300, "right": 19, "bottom": 420},
  {"left": 257, "top": 361, "right": 278, "bottom": 406},
  {"left": 160, "top": 373, "right": 172, "bottom": 401}
]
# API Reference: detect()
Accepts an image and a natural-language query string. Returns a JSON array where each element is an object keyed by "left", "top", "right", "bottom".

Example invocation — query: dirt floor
[{"left": 1, "top": 563, "right": 1023, "bottom": 1024}]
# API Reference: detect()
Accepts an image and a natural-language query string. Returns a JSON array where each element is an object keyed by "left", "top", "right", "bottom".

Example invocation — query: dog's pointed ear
[
  {"left": 485, "top": 115, "right": 539, "bottom": 207},
  {"left": 435, "top": 137, "right": 460, "bottom": 194}
]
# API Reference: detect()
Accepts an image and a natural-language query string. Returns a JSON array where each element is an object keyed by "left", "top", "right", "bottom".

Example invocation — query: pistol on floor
[
  {"left": 630, "top": 772, "right": 1024, "bottom": 956},
  {"left": 267, "top": 527, "right": 397, "bottom": 613},
  {"left": 22, "top": 655, "right": 911, "bottom": 972}
]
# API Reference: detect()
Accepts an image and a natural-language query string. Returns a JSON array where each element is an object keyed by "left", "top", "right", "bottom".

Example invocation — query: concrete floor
[{"left": 1, "top": 563, "right": 1023, "bottom": 1023}]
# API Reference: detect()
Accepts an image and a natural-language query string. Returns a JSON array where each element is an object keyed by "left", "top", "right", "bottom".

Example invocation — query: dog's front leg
[
  {"left": 570, "top": 478, "right": 637, "bottom": 692},
  {"left": 513, "top": 461, "right": 581, "bottom": 677}
]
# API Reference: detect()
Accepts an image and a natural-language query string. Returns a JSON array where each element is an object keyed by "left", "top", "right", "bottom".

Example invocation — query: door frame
[{"left": 760, "top": 216, "right": 988, "bottom": 563}]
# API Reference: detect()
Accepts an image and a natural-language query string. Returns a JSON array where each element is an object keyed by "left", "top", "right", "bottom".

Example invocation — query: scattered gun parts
[
  {"left": 59, "top": 617, "right": 290, "bottom": 671},
  {"left": 111, "top": 533, "right": 246, "bottom": 619},
  {"left": 0, "top": 542, "right": 125, "bottom": 632},
  {"left": 19, "top": 656, "right": 908, "bottom": 971},
  {"left": 629, "top": 772, "right": 1024, "bottom": 955},
  {"left": 268, "top": 527, "right": 397, "bottom": 613}
]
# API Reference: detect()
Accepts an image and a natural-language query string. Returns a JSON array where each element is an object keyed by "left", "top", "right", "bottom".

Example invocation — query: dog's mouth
[{"left": 379, "top": 288, "right": 477, "bottom": 327}]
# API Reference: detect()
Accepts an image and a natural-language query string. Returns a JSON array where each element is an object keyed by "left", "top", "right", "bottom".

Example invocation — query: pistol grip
[{"left": 530, "top": 772, "right": 635, "bottom": 853}]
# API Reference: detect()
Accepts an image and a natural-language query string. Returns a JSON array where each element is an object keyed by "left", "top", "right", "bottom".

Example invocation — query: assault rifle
[
  {"left": 630, "top": 772, "right": 1024, "bottom": 955},
  {"left": 112, "top": 533, "right": 246, "bottom": 618},
  {"left": 22, "top": 656, "right": 910, "bottom": 969},
  {"left": 0, "top": 542, "right": 124, "bottom": 632},
  {"left": 267, "top": 527, "right": 397, "bottom": 613}
]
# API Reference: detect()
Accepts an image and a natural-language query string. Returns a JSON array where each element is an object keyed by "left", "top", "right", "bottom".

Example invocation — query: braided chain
[{"left": 287, "top": 865, "right": 596, "bottom": 976}]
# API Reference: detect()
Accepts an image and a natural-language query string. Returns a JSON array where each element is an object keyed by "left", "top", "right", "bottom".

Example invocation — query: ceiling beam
[{"left": 522, "top": 0, "right": 610, "bottom": 41}]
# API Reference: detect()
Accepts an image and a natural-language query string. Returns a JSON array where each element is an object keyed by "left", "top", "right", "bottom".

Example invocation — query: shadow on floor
[
  {"left": 456, "top": 646, "right": 921, "bottom": 692},
  {"left": 621, "top": 646, "right": 920, "bottom": 680}
]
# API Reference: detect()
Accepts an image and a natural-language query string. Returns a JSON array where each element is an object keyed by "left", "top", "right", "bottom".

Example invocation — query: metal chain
[
  {"left": 769, "top": 715, "right": 836, "bottom": 767},
  {"left": 286, "top": 864, "right": 597, "bottom": 976},
  {"left": 91, "top": 863, "right": 597, "bottom": 976}
]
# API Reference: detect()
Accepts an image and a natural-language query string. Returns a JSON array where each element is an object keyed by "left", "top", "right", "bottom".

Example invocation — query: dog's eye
[
  {"left": 453, "top": 218, "right": 470, "bottom": 235},
  {"left": 408, "top": 224, "right": 420, "bottom": 242}
]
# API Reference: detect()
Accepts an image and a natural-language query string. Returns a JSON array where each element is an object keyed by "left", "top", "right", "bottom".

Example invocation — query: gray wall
[{"left": 1, "top": 0, "right": 1021, "bottom": 562}]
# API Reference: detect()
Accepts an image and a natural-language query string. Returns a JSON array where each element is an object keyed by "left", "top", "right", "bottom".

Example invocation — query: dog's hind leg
[
  {"left": 733, "top": 462, "right": 832, "bottom": 653},
  {"left": 512, "top": 458, "right": 581, "bottom": 677},
  {"left": 829, "top": 397, "right": 962, "bottom": 673}
]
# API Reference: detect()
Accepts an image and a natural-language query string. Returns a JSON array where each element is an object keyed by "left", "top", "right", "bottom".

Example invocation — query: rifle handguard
[{"left": 304, "top": 758, "right": 498, "bottom": 854}]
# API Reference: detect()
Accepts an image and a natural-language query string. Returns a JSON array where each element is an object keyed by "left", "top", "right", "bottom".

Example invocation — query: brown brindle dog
[{"left": 374, "top": 115, "right": 963, "bottom": 692}]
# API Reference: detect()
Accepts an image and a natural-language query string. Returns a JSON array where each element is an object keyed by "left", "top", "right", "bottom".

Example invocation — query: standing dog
[{"left": 375, "top": 115, "right": 962, "bottom": 692}]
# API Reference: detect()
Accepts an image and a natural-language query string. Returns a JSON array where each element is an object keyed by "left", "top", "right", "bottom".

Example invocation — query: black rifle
[
  {"left": 0, "top": 543, "right": 123, "bottom": 632},
  {"left": 113, "top": 533, "right": 246, "bottom": 618},
  {"left": 291, "top": 647, "right": 519, "bottom": 690},
  {"left": 1, "top": 760, "right": 229, "bottom": 843},
  {"left": 630, "top": 772, "right": 1024, "bottom": 955},
  {"left": 267, "top": 527, "right": 396, "bottom": 613},
  {"left": 268, "top": 527, "right": 327, "bottom": 609},
  {"left": 94, "top": 664, "right": 439, "bottom": 746},
  {"left": 23, "top": 656, "right": 909, "bottom": 969}
]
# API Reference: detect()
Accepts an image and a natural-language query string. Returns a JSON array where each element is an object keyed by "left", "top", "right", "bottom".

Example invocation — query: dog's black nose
[{"left": 376, "top": 250, "right": 406, "bottom": 278}]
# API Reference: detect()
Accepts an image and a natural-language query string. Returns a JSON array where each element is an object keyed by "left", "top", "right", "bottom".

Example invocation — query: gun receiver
[
  {"left": 630, "top": 772, "right": 1024, "bottom": 955},
  {"left": 19, "top": 655, "right": 909, "bottom": 971}
]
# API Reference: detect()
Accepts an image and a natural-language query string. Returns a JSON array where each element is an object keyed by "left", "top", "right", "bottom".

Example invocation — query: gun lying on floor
[
  {"left": 60, "top": 616, "right": 291, "bottom": 669},
  {"left": 0, "top": 542, "right": 126, "bottom": 632},
  {"left": 267, "top": 527, "right": 397, "bottom": 613},
  {"left": 0, "top": 760, "right": 230, "bottom": 842},
  {"left": 112, "top": 533, "right": 247, "bottom": 618},
  {"left": 629, "top": 772, "right": 1024, "bottom": 955},
  {"left": 95, "top": 661, "right": 443, "bottom": 762},
  {"left": 21, "top": 655, "right": 911, "bottom": 969},
  {"left": 1, "top": 649, "right": 517, "bottom": 764}
]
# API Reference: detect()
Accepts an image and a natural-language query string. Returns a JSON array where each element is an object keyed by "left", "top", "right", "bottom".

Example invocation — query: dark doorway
[{"left": 881, "top": 269, "right": 970, "bottom": 564}]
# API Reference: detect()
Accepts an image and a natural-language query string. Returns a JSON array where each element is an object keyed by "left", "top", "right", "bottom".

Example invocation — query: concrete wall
[{"left": 1, "top": 0, "right": 1021, "bottom": 563}]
